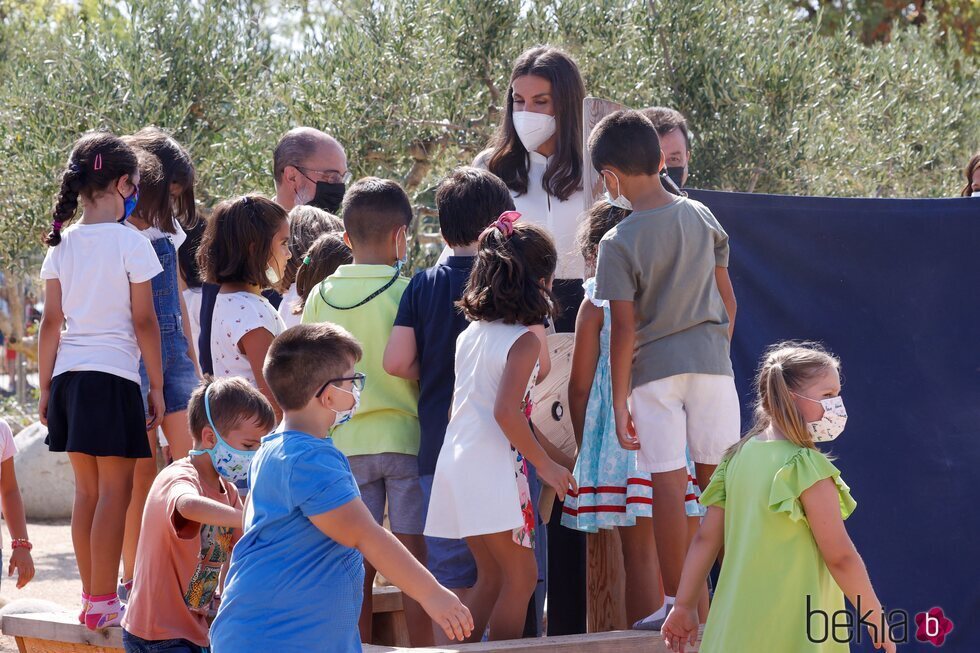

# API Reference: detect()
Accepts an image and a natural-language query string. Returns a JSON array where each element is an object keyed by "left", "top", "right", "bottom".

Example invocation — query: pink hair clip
[
  {"left": 482, "top": 210, "right": 521, "bottom": 239},
  {"left": 93, "top": 153, "right": 103, "bottom": 171}
]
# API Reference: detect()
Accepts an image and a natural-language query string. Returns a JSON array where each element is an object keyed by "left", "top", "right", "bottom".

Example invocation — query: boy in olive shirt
[
  {"left": 590, "top": 110, "right": 739, "bottom": 625},
  {"left": 301, "top": 177, "right": 427, "bottom": 645}
]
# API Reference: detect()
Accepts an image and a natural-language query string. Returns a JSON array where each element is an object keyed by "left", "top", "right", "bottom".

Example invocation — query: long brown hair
[
  {"left": 961, "top": 152, "right": 980, "bottom": 197},
  {"left": 197, "top": 194, "right": 288, "bottom": 287},
  {"left": 294, "top": 232, "right": 352, "bottom": 315},
  {"left": 726, "top": 341, "right": 841, "bottom": 459},
  {"left": 458, "top": 222, "right": 557, "bottom": 325},
  {"left": 486, "top": 46, "right": 585, "bottom": 202},
  {"left": 281, "top": 205, "right": 343, "bottom": 294},
  {"left": 577, "top": 201, "right": 630, "bottom": 274},
  {"left": 124, "top": 127, "right": 196, "bottom": 232},
  {"left": 46, "top": 131, "right": 139, "bottom": 246}
]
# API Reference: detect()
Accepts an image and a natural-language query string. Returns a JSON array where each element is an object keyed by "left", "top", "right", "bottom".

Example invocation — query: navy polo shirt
[{"left": 393, "top": 256, "right": 475, "bottom": 476}]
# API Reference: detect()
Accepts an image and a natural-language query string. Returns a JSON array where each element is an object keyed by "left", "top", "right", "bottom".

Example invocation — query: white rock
[{"left": 13, "top": 423, "right": 74, "bottom": 520}]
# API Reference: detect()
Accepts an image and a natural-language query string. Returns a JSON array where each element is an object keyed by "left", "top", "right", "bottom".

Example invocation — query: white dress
[
  {"left": 277, "top": 283, "right": 303, "bottom": 329},
  {"left": 210, "top": 292, "right": 285, "bottom": 386},
  {"left": 425, "top": 320, "right": 537, "bottom": 540}
]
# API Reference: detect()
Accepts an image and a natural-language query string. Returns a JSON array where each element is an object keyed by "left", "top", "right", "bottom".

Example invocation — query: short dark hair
[
  {"left": 340, "top": 177, "right": 413, "bottom": 248},
  {"left": 273, "top": 127, "right": 330, "bottom": 184},
  {"left": 458, "top": 222, "right": 557, "bottom": 325},
  {"left": 588, "top": 110, "right": 662, "bottom": 176},
  {"left": 436, "top": 167, "right": 515, "bottom": 247},
  {"left": 187, "top": 376, "right": 276, "bottom": 445},
  {"left": 640, "top": 107, "right": 690, "bottom": 150},
  {"left": 263, "top": 323, "right": 363, "bottom": 411},
  {"left": 197, "top": 194, "right": 288, "bottom": 286}
]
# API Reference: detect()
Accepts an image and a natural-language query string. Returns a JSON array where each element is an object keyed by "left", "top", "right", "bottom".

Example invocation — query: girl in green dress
[{"left": 661, "top": 342, "right": 895, "bottom": 653}]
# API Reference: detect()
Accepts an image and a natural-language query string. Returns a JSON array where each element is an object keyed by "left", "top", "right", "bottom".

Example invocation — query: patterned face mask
[
  {"left": 189, "top": 385, "right": 257, "bottom": 484},
  {"left": 793, "top": 393, "right": 848, "bottom": 442}
]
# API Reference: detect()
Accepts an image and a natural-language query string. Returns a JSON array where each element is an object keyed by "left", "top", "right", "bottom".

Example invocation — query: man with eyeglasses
[{"left": 273, "top": 127, "right": 352, "bottom": 213}]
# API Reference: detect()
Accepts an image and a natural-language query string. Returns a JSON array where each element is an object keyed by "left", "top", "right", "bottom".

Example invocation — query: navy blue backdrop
[{"left": 687, "top": 189, "right": 979, "bottom": 652}]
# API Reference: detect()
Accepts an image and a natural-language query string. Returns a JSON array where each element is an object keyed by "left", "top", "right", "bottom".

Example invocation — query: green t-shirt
[
  {"left": 301, "top": 264, "right": 420, "bottom": 458},
  {"left": 594, "top": 196, "right": 733, "bottom": 389}
]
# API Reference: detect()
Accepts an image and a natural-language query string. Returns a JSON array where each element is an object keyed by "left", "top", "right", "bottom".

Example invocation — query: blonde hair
[{"left": 726, "top": 341, "right": 840, "bottom": 458}]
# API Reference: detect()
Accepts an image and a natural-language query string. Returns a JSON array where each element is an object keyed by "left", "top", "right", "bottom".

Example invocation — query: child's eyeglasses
[{"left": 315, "top": 372, "right": 366, "bottom": 398}]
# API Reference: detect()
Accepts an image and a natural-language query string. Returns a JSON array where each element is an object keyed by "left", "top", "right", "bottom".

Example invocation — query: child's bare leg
[
  {"left": 91, "top": 456, "right": 136, "bottom": 595},
  {"left": 161, "top": 410, "right": 192, "bottom": 459},
  {"left": 686, "top": 516, "right": 710, "bottom": 622},
  {"left": 68, "top": 453, "right": 99, "bottom": 592},
  {"left": 694, "top": 462, "right": 723, "bottom": 565},
  {"left": 619, "top": 517, "right": 664, "bottom": 624},
  {"left": 359, "top": 561, "right": 377, "bottom": 643},
  {"left": 395, "top": 532, "right": 432, "bottom": 647},
  {"left": 482, "top": 531, "right": 536, "bottom": 642},
  {"left": 650, "top": 467, "right": 688, "bottom": 596},
  {"left": 122, "top": 437, "right": 157, "bottom": 583},
  {"left": 465, "top": 535, "right": 503, "bottom": 642}
]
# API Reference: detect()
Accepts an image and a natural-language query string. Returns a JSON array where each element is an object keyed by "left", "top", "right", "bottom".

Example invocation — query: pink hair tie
[
  {"left": 93, "top": 153, "right": 103, "bottom": 171},
  {"left": 482, "top": 210, "right": 521, "bottom": 239},
  {"left": 52, "top": 221, "right": 64, "bottom": 231}
]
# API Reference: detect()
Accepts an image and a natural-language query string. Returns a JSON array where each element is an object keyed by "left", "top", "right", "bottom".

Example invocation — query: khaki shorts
[
  {"left": 629, "top": 373, "right": 741, "bottom": 473},
  {"left": 348, "top": 452, "right": 424, "bottom": 535}
]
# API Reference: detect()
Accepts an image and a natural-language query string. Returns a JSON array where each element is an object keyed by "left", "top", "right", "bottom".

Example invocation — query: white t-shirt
[
  {"left": 40, "top": 223, "right": 163, "bottom": 384},
  {"left": 277, "top": 283, "right": 303, "bottom": 330},
  {"left": 445, "top": 150, "right": 588, "bottom": 278},
  {"left": 0, "top": 419, "right": 16, "bottom": 544},
  {"left": 210, "top": 292, "right": 285, "bottom": 386},
  {"left": 182, "top": 287, "right": 203, "bottom": 374},
  {"left": 123, "top": 219, "right": 187, "bottom": 250}
]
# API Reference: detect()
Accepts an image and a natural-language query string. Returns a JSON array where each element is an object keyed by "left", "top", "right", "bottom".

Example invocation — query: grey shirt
[{"left": 594, "top": 196, "right": 733, "bottom": 389}]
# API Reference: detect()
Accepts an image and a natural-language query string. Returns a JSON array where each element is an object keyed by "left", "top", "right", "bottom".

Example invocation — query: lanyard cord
[{"left": 320, "top": 267, "right": 400, "bottom": 310}]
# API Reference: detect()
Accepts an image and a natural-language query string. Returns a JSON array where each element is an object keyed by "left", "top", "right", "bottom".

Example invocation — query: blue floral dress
[{"left": 562, "top": 279, "right": 705, "bottom": 532}]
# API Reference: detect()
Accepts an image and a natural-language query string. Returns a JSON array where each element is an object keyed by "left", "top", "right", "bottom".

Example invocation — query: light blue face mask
[{"left": 189, "top": 385, "right": 257, "bottom": 484}]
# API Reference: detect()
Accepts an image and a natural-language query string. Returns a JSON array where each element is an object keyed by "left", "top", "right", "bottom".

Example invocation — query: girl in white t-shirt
[
  {"left": 277, "top": 205, "right": 343, "bottom": 328},
  {"left": 38, "top": 132, "right": 165, "bottom": 629},
  {"left": 118, "top": 128, "right": 201, "bottom": 602},
  {"left": 197, "top": 194, "right": 289, "bottom": 418},
  {"left": 424, "top": 215, "right": 576, "bottom": 641}
]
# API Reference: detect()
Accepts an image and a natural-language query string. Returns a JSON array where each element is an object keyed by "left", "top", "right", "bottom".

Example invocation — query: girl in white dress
[{"left": 425, "top": 213, "right": 577, "bottom": 642}]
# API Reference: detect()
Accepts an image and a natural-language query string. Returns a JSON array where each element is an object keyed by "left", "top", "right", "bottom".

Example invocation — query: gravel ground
[{"left": 0, "top": 520, "right": 78, "bottom": 652}]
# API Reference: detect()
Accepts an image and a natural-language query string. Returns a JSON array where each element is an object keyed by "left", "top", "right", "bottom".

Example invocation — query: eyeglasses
[
  {"left": 297, "top": 166, "right": 352, "bottom": 186},
  {"left": 315, "top": 372, "right": 366, "bottom": 398}
]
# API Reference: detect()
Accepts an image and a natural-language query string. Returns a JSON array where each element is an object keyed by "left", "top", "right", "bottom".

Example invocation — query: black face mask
[
  {"left": 665, "top": 166, "right": 686, "bottom": 189},
  {"left": 308, "top": 182, "right": 346, "bottom": 214}
]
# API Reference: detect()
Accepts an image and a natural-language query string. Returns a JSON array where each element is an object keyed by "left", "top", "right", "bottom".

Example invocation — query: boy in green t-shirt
[{"left": 301, "top": 177, "right": 427, "bottom": 645}]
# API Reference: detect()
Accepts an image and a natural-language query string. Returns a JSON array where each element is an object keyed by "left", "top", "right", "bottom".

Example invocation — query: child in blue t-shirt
[
  {"left": 383, "top": 167, "right": 516, "bottom": 596},
  {"left": 210, "top": 323, "right": 472, "bottom": 652}
]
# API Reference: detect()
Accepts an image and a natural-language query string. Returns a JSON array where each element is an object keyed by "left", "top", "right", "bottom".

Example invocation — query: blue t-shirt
[
  {"left": 393, "top": 256, "right": 475, "bottom": 476},
  {"left": 210, "top": 431, "right": 363, "bottom": 652}
]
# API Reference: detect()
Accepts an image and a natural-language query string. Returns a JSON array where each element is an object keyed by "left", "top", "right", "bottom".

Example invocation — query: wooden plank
[
  {"left": 373, "top": 585, "right": 405, "bottom": 614},
  {"left": 363, "top": 628, "right": 701, "bottom": 652},
  {"left": 586, "top": 530, "right": 628, "bottom": 633},
  {"left": 581, "top": 96, "right": 627, "bottom": 212},
  {"left": 2, "top": 614, "right": 122, "bottom": 648},
  {"left": 19, "top": 638, "right": 120, "bottom": 653}
]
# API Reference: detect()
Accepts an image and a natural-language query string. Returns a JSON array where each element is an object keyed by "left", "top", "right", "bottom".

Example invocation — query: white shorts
[{"left": 629, "top": 373, "right": 741, "bottom": 473}]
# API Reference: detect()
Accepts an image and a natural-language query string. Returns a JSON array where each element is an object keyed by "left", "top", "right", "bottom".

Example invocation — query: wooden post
[{"left": 586, "top": 529, "right": 628, "bottom": 632}]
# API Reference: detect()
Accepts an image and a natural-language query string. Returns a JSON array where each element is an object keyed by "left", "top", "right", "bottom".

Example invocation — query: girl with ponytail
[
  {"left": 37, "top": 131, "right": 165, "bottom": 630},
  {"left": 425, "top": 216, "right": 576, "bottom": 642},
  {"left": 661, "top": 342, "right": 896, "bottom": 653}
]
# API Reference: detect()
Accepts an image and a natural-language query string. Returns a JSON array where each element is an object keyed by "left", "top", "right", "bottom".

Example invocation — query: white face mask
[
  {"left": 602, "top": 171, "right": 634, "bottom": 211},
  {"left": 512, "top": 111, "right": 556, "bottom": 153},
  {"left": 792, "top": 393, "right": 848, "bottom": 442},
  {"left": 330, "top": 384, "right": 361, "bottom": 427},
  {"left": 266, "top": 265, "right": 281, "bottom": 285}
]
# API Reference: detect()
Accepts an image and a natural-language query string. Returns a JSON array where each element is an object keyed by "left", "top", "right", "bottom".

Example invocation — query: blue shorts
[
  {"left": 139, "top": 315, "right": 199, "bottom": 416},
  {"left": 419, "top": 474, "right": 477, "bottom": 589}
]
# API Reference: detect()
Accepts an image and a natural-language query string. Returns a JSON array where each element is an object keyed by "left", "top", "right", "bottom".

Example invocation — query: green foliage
[{"left": 0, "top": 0, "right": 977, "bottom": 274}]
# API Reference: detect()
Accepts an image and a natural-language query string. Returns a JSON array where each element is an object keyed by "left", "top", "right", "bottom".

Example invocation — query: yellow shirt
[{"left": 301, "top": 264, "right": 420, "bottom": 458}]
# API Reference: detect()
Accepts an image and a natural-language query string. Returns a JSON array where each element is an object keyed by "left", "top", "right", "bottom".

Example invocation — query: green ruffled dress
[{"left": 699, "top": 437, "right": 857, "bottom": 652}]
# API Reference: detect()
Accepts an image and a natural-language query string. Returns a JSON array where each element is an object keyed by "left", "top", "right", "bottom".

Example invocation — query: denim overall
[{"left": 138, "top": 235, "right": 198, "bottom": 417}]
